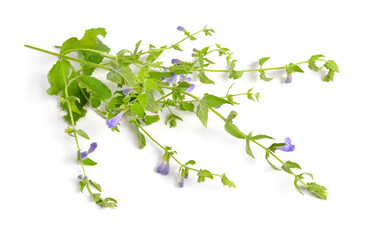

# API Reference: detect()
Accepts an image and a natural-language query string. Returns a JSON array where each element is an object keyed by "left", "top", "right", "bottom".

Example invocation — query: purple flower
[
  {"left": 285, "top": 75, "right": 292, "bottom": 84},
  {"left": 171, "top": 59, "right": 182, "bottom": 65},
  {"left": 80, "top": 142, "right": 98, "bottom": 160},
  {"left": 156, "top": 160, "right": 170, "bottom": 175},
  {"left": 106, "top": 111, "right": 124, "bottom": 128},
  {"left": 277, "top": 137, "right": 295, "bottom": 152},
  {"left": 179, "top": 74, "right": 195, "bottom": 93},
  {"left": 178, "top": 181, "right": 184, "bottom": 188},
  {"left": 177, "top": 26, "right": 185, "bottom": 32},
  {"left": 166, "top": 72, "right": 177, "bottom": 85},
  {"left": 123, "top": 88, "right": 133, "bottom": 95}
]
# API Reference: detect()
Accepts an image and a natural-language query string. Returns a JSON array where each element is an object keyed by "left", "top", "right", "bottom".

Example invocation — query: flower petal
[
  {"left": 106, "top": 111, "right": 124, "bottom": 128},
  {"left": 80, "top": 151, "right": 88, "bottom": 160},
  {"left": 87, "top": 142, "right": 97, "bottom": 154},
  {"left": 186, "top": 83, "right": 195, "bottom": 93}
]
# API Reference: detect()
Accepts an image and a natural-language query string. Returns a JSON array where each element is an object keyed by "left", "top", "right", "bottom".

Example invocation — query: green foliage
[
  {"left": 79, "top": 76, "right": 112, "bottom": 100},
  {"left": 259, "top": 57, "right": 270, "bottom": 67},
  {"left": 228, "top": 60, "right": 244, "bottom": 80},
  {"left": 307, "top": 182, "right": 328, "bottom": 200},
  {"left": 281, "top": 161, "right": 302, "bottom": 174},
  {"left": 76, "top": 129, "right": 90, "bottom": 140},
  {"left": 60, "top": 28, "right": 107, "bottom": 54},
  {"left": 259, "top": 70, "right": 273, "bottom": 81},
  {"left": 286, "top": 63, "right": 304, "bottom": 76},
  {"left": 166, "top": 113, "right": 183, "bottom": 128},
  {"left": 197, "top": 169, "right": 214, "bottom": 182},
  {"left": 146, "top": 90, "right": 160, "bottom": 113},
  {"left": 203, "top": 93, "right": 233, "bottom": 108},
  {"left": 196, "top": 98, "right": 209, "bottom": 128},
  {"left": 131, "top": 102, "right": 146, "bottom": 118},
  {"left": 47, "top": 59, "right": 71, "bottom": 95},
  {"left": 82, "top": 158, "right": 98, "bottom": 166},
  {"left": 251, "top": 134, "right": 274, "bottom": 140},
  {"left": 143, "top": 115, "right": 160, "bottom": 126},
  {"left": 221, "top": 174, "right": 236, "bottom": 188},
  {"left": 198, "top": 70, "right": 215, "bottom": 84},
  {"left": 308, "top": 54, "right": 325, "bottom": 71},
  {"left": 107, "top": 65, "right": 138, "bottom": 87},
  {"left": 78, "top": 38, "right": 110, "bottom": 76},
  {"left": 245, "top": 132, "right": 255, "bottom": 159},
  {"left": 89, "top": 179, "right": 102, "bottom": 192}
]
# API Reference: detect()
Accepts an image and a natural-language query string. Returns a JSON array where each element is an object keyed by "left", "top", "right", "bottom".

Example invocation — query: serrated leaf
[
  {"left": 203, "top": 93, "right": 233, "bottom": 108},
  {"left": 180, "top": 102, "right": 195, "bottom": 112},
  {"left": 260, "top": 70, "right": 273, "bottom": 82},
  {"left": 82, "top": 158, "right": 98, "bottom": 166},
  {"left": 76, "top": 129, "right": 90, "bottom": 140},
  {"left": 60, "top": 28, "right": 107, "bottom": 54},
  {"left": 196, "top": 98, "right": 209, "bottom": 128},
  {"left": 307, "top": 182, "right": 328, "bottom": 200},
  {"left": 145, "top": 78, "right": 161, "bottom": 91},
  {"left": 89, "top": 180, "right": 102, "bottom": 192},
  {"left": 308, "top": 54, "right": 325, "bottom": 71},
  {"left": 246, "top": 132, "right": 255, "bottom": 159},
  {"left": 259, "top": 57, "right": 270, "bottom": 67},
  {"left": 78, "top": 38, "right": 110, "bottom": 76},
  {"left": 198, "top": 70, "right": 215, "bottom": 84},
  {"left": 79, "top": 76, "right": 112, "bottom": 100},
  {"left": 47, "top": 59, "right": 71, "bottom": 95},
  {"left": 251, "top": 134, "right": 275, "bottom": 140},
  {"left": 107, "top": 65, "right": 138, "bottom": 87},
  {"left": 221, "top": 174, "right": 236, "bottom": 188},
  {"left": 324, "top": 60, "right": 339, "bottom": 73},
  {"left": 197, "top": 169, "right": 213, "bottom": 182},
  {"left": 131, "top": 102, "right": 146, "bottom": 118},
  {"left": 143, "top": 115, "right": 160, "bottom": 126}
]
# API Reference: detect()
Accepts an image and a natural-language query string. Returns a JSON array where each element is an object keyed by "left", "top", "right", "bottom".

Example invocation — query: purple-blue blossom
[
  {"left": 80, "top": 142, "right": 98, "bottom": 160},
  {"left": 166, "top": 72, "right": 177, "bottom": 85},
  {"left": 179, "top": 74, "right": 195, "bottom": 93},
  {"left": 177, "top": 26, "right": 186, "bottom": 32},
  {"left": 277, "top": 137, "right": 295, "bottom": 152},
  {"left": 106, "top": 111, "right": 124, "bottom": 128},
  {"left": 123, "top": 88, "right": 133, "bottom": 95},
  {"left": 171, "top": 59, "right": 182, "bottom": 65},
  {"left": 156, "top": 160, "right": 170, "bottom": 175},
  {"left": 285, "top": 75, "right": 292, "bottom": 84}
]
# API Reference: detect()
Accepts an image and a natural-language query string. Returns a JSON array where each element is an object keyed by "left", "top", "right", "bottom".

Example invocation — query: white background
[{"left": 1, "top": 0, "right": 383, "bottom": 239}]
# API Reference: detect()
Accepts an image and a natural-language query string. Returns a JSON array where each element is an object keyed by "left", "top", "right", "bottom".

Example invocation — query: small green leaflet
[
  {"left": 196, "top": 98, "right": 209, "bottom": 128},
  {"left": 203, "top": 93, "right": 233, "bottom": 108},
  {"left": 146, "top": 90, "right": 160, "bottom": 112},
  {"left": 228, "top": 60, "right": 244, "bottom": 80},
  {"left": 79, "top": 76, "right": 112, "bottom": 100},
  {"left": 82, "top": 158, "right": 98, "bottom": 166},
  {"left": 107, "top": 65, "right": 138, "bottom": 87},
  {"left": 185, "top": 160, "right": 196, "bottom": 166},
  {"left": 307, "top": 182, "right": 328, "bottom": 200},
  {"left": 76, "top": 129, "right": 90, "bottom": 140},
  {"left": 324, "top": 60, "right": 339, "bottom": 73},
  {"left": 308, "top": 54, "right": 325, "bottom": 71},
  {"left": 286, "top": 63, "right": 304, "bottom": 75},
  {"left": 198, "top": 70, "right": 215, "bottom": 84},
  {"left": 197, "top": 169, "right": 214, "bottom": 182},
  {"left": 221, "top": 174, "right": 236, "bottom": 188},
  {"left": 131, "top": 102, "right": 146, "bottom": 118},
  {"left": 251, "top": 134, "right": 275, "bottom": 140},
  {"left": 245, "top": 132, "right": 255, "bottom": 159},
  {"left": 143, "top": 115, "right": 160, "bottom": 126},
  {"left": 79, "top": 181, "right": 86, "bottom": 193},
  {"left": 265, "top": 152, "right": 281, "bottom": 170},
  {"left": 90, "top": 96, "right": 101, "bottom": 108},
  {"left": 259, "top": 57, "right": 270, "bottom": 67},
  {"left": 260, "top": 70, "right": 273, "bottom": 81},
  {"left": 281, "top": 161, "right": 301, "bottom": 174},
  {"left": 89, "top": 180, "right": 102, "bottom": 192},
  {"left": 172, "top": 44, "right": 183, "bottom": 51},
  {"left": 324, "top": 70, "right": 335, "bottom": 82},
  {"left": 180, "top": 102, "right": 195, "bottom": 112},
  {"left": 144, "top": 78, "right": 161, "bottom": 91},
  {"left": 60, "top": 28, "right": 107, "bottom": 54},
  {"left": 166, "top": 113, "right": 183, "bottom": 128},
  {"left": 47, "top": 59, "right": 71, "bottom": 95},
  {"left": 294, "top": 173, "right": 314, "bottom": 195},
  {"left": 78, "top": 38, "right": 110, "bottom": 76}
]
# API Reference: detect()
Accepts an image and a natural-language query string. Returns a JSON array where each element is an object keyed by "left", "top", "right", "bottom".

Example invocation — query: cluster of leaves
[{"left": 34, "top": 25, "right": 334, "bottom": 208}]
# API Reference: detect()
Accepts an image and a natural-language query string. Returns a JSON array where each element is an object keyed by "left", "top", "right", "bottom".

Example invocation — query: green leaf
[
  {"left": 79, "top": 76, "right": 112, "bottom": 100},
  {"left": 134, "top": 125, "right": 146, "bottom": 149},
  {"left": 146, "top": 90, "right": 160, "bottom": 113},
  {"left": 145, "top": 78, "right": 161, "bottom": 91},
  {"left": 324, "top": 60, "right": 339, "bottom": 73},
  {"left": 323, "top": 70, "right": 335, "bottom": 82},
  {"left": 82, "top": 158, "right": 98, "bottom": 166},
  {"left": 90, "top": 95, "right": 101, "bottom": 108},
  {"left": 133, "top": 40, "right": 142, "bottom": 56},
  {"left": 224, "top": 123, "right": 245, "bottom": 139},
  {"left": 180, "top": 102, "right": 195, "bottom": 112},
  {"left": 286, "top": 63, "right": 304, "bottom": 75},
  {"left": 203, "top": 93, "right": 233, "bottom": 108},
  {"left": 78, "top": 38, "right": 110, "bottom": 76},
  {"left": 131, "top": 102, "right": 146, "bottom": 118},
  {"left": 231, "top": 70, "right": 244, "bottom": 80},
  {"left": 196, "top": 98, "right": 209, "bottom": 128},
  {"left": 79, "top": 181, "right": 86, "bottom": 193},
  {"left": 281, "top": 161, "right": 302, "bottom": 174},
  {"left": 251, "top": 134, "right": 275, "bottom": 140},
  {"left": 107, "top": 65, "right": 138, "bottom": 87},
  {"left": 146, "top": 49, "right": 163, "bottom": 63},
  {"left": 76, "top": 129, "right": 90, "bottom": 140},
  {"left": 64, "top": 127, "right": 73, "bottom": 134},
  {"left": 185, "top": 160, "right": 196, "bottom": 165},
  {"left": 221, "top": 174, "right": 236, "bottom": 188},
  {"left": 294, "top": 176, "right": 304, "bottom": 195},
  {"left": 60, "top": 28, "right": 107, "bottom": 54},
  {"left": 172, "top": 44, "right": 183, "bottom": 51},
  {"left": 259, "top": 57, "right": 270, "bottom": 67},
  {"left": 197, "top": 169, "right": 214, "bottom": 182},
  {"left": 166, "top": 113, "right": 183, "bottom": 128},
  {"left": 47, "top": 59, "right": 71, "bottom": 95},
  {"left": 308, "top": 54, "right": 325, "bottom": 71},
  {"left": 265, "top": 152, "right": 281, "bottom": 170},
  {"left": 137, "top": 93, "right": 148, "bottom": 109},
  {"left": 61, "top": 79, "right": 88, "bottom": 124},
  {"left": 89, "top": 180, "right": 102, "bottom": 192},
  {"left": 260, "top": 70, "right": 273, "bottom": 81},
  {"left": 143, "top": 115, "right": 160, "bottom": 126},
  {"left": 307, "top": 182, "right": 328, "bottom": 200},
  {"left": 245, "top": 132, "right": 255, "bottom": 159},
  {"left": 198, "top": 70, "right": 215, "bottom": 84}
]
